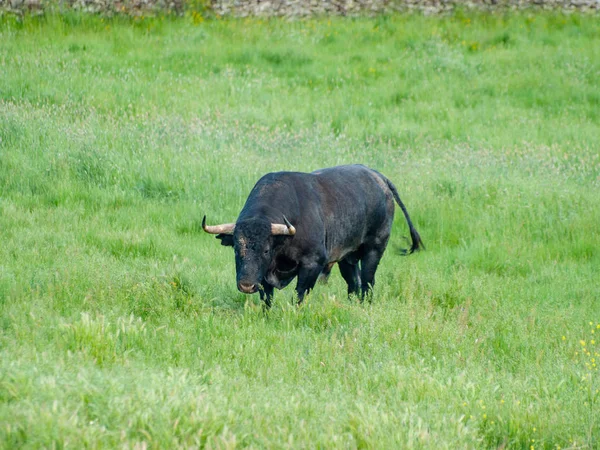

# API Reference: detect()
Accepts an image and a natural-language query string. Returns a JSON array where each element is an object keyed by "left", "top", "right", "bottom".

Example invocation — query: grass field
[{"left": 1, "top": 11, "right": 600, "bottom": 448}]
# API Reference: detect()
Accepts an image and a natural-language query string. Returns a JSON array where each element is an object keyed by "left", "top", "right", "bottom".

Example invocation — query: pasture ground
[{"left": 1, "top": 12, "right": 599, "bottom": 448}]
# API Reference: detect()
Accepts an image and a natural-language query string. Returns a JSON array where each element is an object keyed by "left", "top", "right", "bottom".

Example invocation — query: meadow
[{"left": 1, "top": 11, "right": 599, "bottom": 448}]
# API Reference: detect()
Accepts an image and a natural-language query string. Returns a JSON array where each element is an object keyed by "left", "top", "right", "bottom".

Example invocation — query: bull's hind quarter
[{"left": 203, "top": 165, "right": 423, "bottom": 306}]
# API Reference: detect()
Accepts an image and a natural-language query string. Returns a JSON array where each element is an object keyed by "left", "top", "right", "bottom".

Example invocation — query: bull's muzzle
[{"left": 238, "top": 282, "right": 257, "bottom": 294}]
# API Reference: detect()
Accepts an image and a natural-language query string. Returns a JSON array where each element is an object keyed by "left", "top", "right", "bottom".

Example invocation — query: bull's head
[{"left": 202, "top": 216, "right": 295, "bottom": 294}]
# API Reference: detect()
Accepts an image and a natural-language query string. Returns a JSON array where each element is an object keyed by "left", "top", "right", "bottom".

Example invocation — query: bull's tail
[{"left": 383, "top": 176, "right": 424, "bottom": 254}]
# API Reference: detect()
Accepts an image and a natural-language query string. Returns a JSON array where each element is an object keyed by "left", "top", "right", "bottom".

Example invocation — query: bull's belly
[
  {"left": 327, "top": 242, "right": 362, "bottom": 264},
  {"left": 326, "top": 216, "right": 392, "bottom": 264}
]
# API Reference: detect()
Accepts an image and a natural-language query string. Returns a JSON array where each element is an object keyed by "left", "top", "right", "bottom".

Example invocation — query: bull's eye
[{"left": 263, "top": 249, "right": 269, "bottom": 256}]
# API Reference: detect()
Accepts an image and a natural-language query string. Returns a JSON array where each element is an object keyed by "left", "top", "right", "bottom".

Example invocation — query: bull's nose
[{"left": 238, "top": 282, "right": 256, "bottom": 294}]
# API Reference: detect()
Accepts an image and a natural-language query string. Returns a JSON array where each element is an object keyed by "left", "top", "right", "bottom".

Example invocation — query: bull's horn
[
  {"left": 271, "top": 215, "right": 296, "bottom": 236},
  {"left": 202, "top": 216, "right": 235, "bottom": 235}
]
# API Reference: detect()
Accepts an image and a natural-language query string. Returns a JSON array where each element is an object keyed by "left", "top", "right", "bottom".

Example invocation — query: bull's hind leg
[
  {"left": 359, "top": 245, "right": 387, "bottom": 300},
  {"left": 338, "top": 259, "right": 361, "bottom": 298}
]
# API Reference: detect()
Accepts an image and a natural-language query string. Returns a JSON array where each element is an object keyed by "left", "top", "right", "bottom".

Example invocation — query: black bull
[{"left": 203, "top": 165, "right": 423, "bottom": 306}]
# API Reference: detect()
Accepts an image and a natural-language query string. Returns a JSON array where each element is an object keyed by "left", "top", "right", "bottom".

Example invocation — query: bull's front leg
[
  {"left": 259, "top": 282, "right": 274, "bottom": 308},
  {"left": 295, "top": 260, "right": 326, "bottom": 304}
]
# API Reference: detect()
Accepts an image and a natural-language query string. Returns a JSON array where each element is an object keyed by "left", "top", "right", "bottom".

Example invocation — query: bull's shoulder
[
  {"left": 255, "top": 170, "right": 312, "bottom": 184},
  {"left": 253, "top": 171, "right": 310, "bottom": 188},
  {"left": 246, "top": 171, "right": 316, "bottom": 206},
  {"left": 311, "top": 164, "right": 372, "bottom": 176}
]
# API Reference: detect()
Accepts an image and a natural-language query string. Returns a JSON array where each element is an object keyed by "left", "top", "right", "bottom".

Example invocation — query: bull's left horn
[
  {"left": 271, "top": 216, "right": 296, "bottom": 236},
  {"left": 202, "top": 216, "right": 235, "bottom": 235}
]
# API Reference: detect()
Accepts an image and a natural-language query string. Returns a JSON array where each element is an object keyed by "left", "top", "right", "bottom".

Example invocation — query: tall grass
[{"left": 1, "top": 12, "right": 599, "bottom": 448}]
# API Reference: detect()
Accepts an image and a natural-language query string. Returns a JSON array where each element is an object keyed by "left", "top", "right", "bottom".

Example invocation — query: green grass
[{"left": 1, "top": 12, "right": 600, "bottom": 448}]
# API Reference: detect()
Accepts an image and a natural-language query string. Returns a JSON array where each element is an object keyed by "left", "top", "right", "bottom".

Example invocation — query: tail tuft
[{"left": 408, "top": 227, "right": 424, "bottom": 254}]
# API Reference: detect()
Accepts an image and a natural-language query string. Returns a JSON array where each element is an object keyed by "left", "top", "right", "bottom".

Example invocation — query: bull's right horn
[
  {"left": 202, "top": 216, "right": 235, "bottom": 235},
  {"left": 271, "top": 215, "right": 296, "bottom": 236}
]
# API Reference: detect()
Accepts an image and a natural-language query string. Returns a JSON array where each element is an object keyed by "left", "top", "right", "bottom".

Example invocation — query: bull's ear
[{"left": 216, "top": 234, "right": 234, "bottom": 247}]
